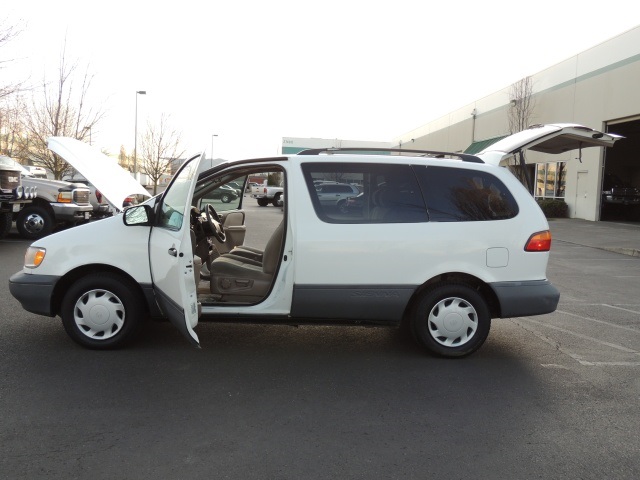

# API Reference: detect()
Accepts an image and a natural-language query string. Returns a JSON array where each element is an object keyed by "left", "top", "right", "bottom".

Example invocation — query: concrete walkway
[{"left": 548, "top": 218, "right": 640, "bottom": 257}]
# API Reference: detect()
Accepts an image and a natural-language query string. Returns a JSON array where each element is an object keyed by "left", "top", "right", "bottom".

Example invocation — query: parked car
[
  {"left": 601, "top": 173, "right": 640, "bottom": 205},
  {"left": 9, "top": 125, "right": 621, "bottom": 357},
  {"left": 251, "top": 183, "right": 283, "bottom": 207},
  {"left": 226, "top": 181, "right": 244, "bottom": 195},
  {"left": 200, "top": 184, "right": 239, "bottom": 204},
  {"left": 24, "top": 166, "right": 48, "bottom": 178},
  {"left": 314, "top": 182, "right": 360, "bottom": 209},
  {"left": 339, "top": 191, "right": 365, "bottom": 214},
  {"left": 63, "top": 176, "right": 112, "bottom": 218},
  {"left": 0, "top": 156, "right": 37, "bottom": 238},
  {"left": 1, "top": 156, "right": 94, "bottom": 239}
]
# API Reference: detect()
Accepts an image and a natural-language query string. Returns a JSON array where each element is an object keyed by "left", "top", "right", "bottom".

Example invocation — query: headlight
[
  {"left": 14, "top": 186, "right": 24, "bottom": 199},
  {"left": 57, "top": 191, "right": 72, "bottom": 203},
  {"left": 25, "top": 247, "right": 46, "bottom": 268},
  {"left": 32, "top": 186, "right": 37, "bottom": 198}
]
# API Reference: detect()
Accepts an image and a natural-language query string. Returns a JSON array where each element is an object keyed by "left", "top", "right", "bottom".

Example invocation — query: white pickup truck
[{"left": 250, "top": 183, "right": 283, "bottom": 207}]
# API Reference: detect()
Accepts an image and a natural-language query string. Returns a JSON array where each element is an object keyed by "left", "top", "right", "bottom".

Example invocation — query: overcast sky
[{"left": 4, "top": 1, "right": 640, "bottom": 160}]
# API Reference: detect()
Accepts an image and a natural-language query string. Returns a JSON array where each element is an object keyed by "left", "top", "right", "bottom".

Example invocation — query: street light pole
[
  {"left": 134, "top": 90, "right": 146, "bottom": 177},
  {"left": 211, "top": 134, "right": 218, "bottom": 162}
]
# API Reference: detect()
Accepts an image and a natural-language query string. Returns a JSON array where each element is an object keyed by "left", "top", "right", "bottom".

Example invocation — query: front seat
[{"left": 209, "top": 220, "right": 284, "bottom": 302}]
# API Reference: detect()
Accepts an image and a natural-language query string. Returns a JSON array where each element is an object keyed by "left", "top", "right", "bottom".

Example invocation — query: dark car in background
[{"left": 602, "top": 173, "right": 640, "bottom": 206}]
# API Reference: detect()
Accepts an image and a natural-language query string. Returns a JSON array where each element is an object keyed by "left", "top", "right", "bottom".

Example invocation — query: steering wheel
[{"left": 205, "top": 204, "right": 226, "bottom": 243}]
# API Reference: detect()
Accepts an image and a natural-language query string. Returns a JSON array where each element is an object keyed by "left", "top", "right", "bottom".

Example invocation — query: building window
[{"left": 535, "top": 162, "right": 566, "bottom": 199}]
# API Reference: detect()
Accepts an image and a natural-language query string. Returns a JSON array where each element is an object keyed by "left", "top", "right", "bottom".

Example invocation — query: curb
[{"left": 603, "top": 247, "right": 640, "bottom": 257}]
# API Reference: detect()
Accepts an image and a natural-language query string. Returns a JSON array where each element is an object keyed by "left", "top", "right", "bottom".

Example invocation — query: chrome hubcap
[{"left": 23, "top": 213, "right": 44, "bottom": 233}]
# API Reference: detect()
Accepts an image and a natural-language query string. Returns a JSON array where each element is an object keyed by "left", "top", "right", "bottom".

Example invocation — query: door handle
[{"left": 168, "top": 247, "right": 177, "bottom": 257}]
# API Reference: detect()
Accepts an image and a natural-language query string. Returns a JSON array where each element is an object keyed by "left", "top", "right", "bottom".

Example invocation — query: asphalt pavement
[
  {"left": 1, "top": 213, "right": 639, "bottom": 479},
  {"left": 549, "top": 218, "right": 640, "bottom": 257}
]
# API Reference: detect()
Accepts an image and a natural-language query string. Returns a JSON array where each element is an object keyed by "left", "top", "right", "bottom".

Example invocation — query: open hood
[
  {"left": 48, "top": 137, "right": 151, "bottom": 212},
  {"left": 476, "top": 124, "right": 623, "bottom": 166}
]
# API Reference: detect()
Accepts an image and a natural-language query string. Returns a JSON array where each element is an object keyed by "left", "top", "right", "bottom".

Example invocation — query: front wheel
[
  {"left": 61, "top": 273, "right": 146, "bottom": 349},
  {"left": 410, "top": 283, "right": 491, "bottom": 358},
  {"left": 16, "top": 205, "right": 54, "bottom": 240},
  {"left": 272, "top": 193, "right": 282, "bottom": 207}
]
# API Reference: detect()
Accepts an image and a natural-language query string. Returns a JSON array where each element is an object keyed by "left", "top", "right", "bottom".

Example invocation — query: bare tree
[
  {"left": 139, "top": 114, "right": 185, "bottom": 195},
  {"left": 507, "top": 76, "right": 535, "bottom": 134},
  {"left": 0, "top": 19, "right": 27, "bottom": 159},
  {"left": 506, "top": 76, "right": 536, "bottom": 191},
  {"left": 21, "top": 42, "right": 104, "bottom": 178},
  {"left": 0, "top": 19, "right": 24, "bottom": 101},
  {"left": 0, "top": 95, "right": 27, "bottom": 157},
  {"left": 118, "top": 145, "right": 132, "bottom": 172}
]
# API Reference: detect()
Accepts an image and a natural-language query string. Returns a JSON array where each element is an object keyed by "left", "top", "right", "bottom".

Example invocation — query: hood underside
[{"left": 47, "top": 137, "right": 151, "bottom": 212}]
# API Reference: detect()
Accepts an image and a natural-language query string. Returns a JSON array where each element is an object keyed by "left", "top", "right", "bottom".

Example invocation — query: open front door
[{"left": 149, "top": 154, "right": 203, "bottom": 346}]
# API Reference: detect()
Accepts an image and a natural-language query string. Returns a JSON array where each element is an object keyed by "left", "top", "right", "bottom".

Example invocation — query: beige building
[{"left": 395, "top": 25, "right": 640, "bottom": 222}]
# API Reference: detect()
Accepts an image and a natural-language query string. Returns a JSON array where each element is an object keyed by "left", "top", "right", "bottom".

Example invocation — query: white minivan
[{"left": 9, "top": 125, "right": 621, "bottom": 357}]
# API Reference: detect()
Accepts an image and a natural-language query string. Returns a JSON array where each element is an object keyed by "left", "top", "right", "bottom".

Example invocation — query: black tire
[
  {"left": 61, "top": 272, "right": 146, "bottom": 349},
  {"left": 257, "top": 198, "right": 269, "bottom": 207},
  {"left": 0, "top": 212, "right": 12, "bottom": 239},
  {"left": 221, "top": 194, "right": 231, "bottom": 203},
  {"left": 337, "top": 199, "right": 347, "bottom": 213},
  {"left": 410, "top": 283, "right": 491, "bottom": 358},
  {"left": 272, "top": 193, "right": 282, "bottom": 207},
  {"left": 16, "top": 205, "right": 54, "bottom": 240}
]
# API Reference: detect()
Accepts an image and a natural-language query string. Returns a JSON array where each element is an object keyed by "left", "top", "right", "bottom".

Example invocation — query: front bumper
[
  {"left": 490, "top": 280, "right": 560, "bottom": 318},
  {"left": 92, "top": 204, "right": 113, "bottom": 219},
  {"left": 51, "top": 203, "right": 93, "bottom": 222},
  {"left": 603, "top": 195, "right": 640, "bottom": 205},
  {"left": 9, "top": 272, "right": 59, "bottom": 317}
]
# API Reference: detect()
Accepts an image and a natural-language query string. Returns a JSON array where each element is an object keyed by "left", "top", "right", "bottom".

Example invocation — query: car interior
[{"left": 189, "top": 168, "right": 285, "bottom": 306}]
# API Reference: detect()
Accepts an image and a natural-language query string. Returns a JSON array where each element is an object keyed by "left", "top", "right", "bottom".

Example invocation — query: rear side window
[
  {"left": 414, "top": 165, "right": 519, "bottom": 221},
  {"left": 302, "top": 163, "right": 428, "bottom": 224}
]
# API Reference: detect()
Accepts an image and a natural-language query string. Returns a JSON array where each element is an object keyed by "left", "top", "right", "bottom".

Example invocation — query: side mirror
[{"left": 123, "top": 204, "right": 153, "bottom": 226}]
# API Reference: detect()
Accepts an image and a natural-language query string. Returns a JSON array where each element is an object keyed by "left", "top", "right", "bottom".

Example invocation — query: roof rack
[{"left": 296, "top": 147, "right": 484, "bottom": 163}]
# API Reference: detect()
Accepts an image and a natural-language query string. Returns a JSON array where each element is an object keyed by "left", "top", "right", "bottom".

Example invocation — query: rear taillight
[
  {"left": 525, "top": 230, "right": 552, "bottom": 252},
  {"left": 263, "top": 187, "right": 267, "bottom": 193},
  {"left": 96, "top": 190, "right": 102, "bottom": 203}
]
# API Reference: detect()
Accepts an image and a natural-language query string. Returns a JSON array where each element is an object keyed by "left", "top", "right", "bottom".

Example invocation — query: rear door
[
  {"left": 476, "top": 124, "right": 623, "bottom": 166},
  {"left": 149, "top": 154, "right": 203, "bottom": 346}
]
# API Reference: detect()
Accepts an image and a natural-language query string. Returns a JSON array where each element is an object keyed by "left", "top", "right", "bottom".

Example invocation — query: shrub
[{"left": 536, "top": 198, "right": 568, "bottom": 218}]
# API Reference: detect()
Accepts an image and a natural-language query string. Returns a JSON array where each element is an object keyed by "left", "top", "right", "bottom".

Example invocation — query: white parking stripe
[
  {"left": 555, "top": 309, "right": 640, "bottom": 334},
  {"left": 518, "top": 317, "right": 639, "bottom": 354},
  {"left": 601, "top": 304, "right": 640, "bottom": 315}
]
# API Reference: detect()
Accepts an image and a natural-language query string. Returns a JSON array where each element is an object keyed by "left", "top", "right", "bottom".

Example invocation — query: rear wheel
[
  {"left": 410, "top": 283, "right": 491, "bottom": 358},
  {"left": 0, "top": 212, "right": 12, "bottom": 239},
  {"left": 61, "top": 273, "right": 146, "bottom": 349},
  {"left": 257, "top": 198, "right": 269, "bottom": 207}
]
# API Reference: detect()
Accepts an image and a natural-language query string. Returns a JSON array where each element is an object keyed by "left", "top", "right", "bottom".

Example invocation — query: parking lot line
[
  {"left": 520, "top": 317, "right": 639, "bottom": 354},
  {"left": 555, "top": 309, "right": 640, "bottom": 334}
]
